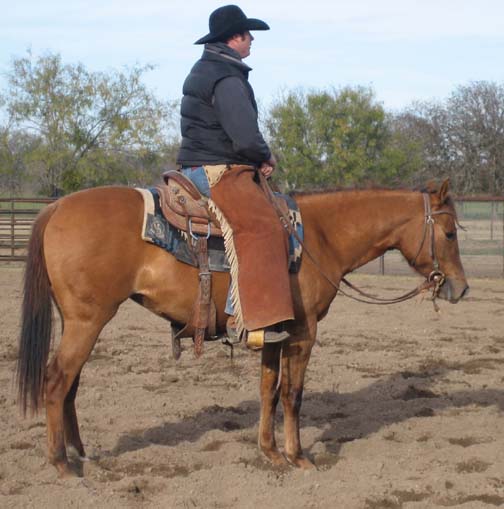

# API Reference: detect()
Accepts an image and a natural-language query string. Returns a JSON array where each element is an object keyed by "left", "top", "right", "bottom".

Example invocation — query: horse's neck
[{"left": 298, "top": 189, "right": 421, "bottom": 275}]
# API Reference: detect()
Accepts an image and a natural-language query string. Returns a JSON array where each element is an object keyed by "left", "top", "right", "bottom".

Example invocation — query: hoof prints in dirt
[
  {"left": 414, "top": 407, "right": 435, "bottom": 417},
  {"left": 220, "top": 420, "right": 242, "bottom": 431},
  {"left": 437, "top": 494, "right": 504, "bottom": 507},
  {"left": 327, "top": 411, "right": 349, "bottom": 419},
  {"left": 455, "top": 458, "right": 492, "bottom": 473},
  {"left": 365, "top": 490, "right": 430, "bottom": 509},
  {"left": 9, "top": 441, "right": 34, "bottom": 450},
  {"left": 201, "top": 440, "right": 225, "bottom": 452},
  {"left": 96, "top": 457, "right": 206, "bottom": 481},
  {"left": 448, "top": 436, "right": 494, "bottom": 447},
  {"left": 366, "top": 492, "right": 504, "bottom": 509},
  {"left": 397, "top": 385, "right": 438, "bottom": 400},
  {"left": 400, "top": 370, "right": 433, "bottom": 379}
]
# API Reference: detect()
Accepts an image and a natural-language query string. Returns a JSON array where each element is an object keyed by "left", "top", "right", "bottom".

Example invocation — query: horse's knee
[
  {"left": 281, "top": 387, "right": 304, "bottom": 414},
  {"left": 271, "top": 386, "right": 281, "bottom": 407}
]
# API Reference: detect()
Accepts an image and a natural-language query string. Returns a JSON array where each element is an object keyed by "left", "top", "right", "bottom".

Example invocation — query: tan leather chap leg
[{"left": 206, "top": 165, "right": 294, "bottom": 332}]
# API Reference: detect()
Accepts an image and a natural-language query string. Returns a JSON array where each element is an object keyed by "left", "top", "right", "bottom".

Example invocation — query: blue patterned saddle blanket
[{"left": 136, "top": 188, "right": 303, "bottom": 273}]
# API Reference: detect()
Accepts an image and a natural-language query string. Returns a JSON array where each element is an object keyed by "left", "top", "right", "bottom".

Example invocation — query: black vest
[{"left": 177, "top": 47, "right": 258, "bottom": 166}]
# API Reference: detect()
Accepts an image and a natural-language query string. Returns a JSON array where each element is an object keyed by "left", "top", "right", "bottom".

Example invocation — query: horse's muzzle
[{"left": 438, "top": 277, "right": 469, "bottom": 303}]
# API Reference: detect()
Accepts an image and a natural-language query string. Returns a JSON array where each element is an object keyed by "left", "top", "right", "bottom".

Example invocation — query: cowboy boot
[
  {"left": 226, "top": 316, "right": 289, "bottom": 349},
  {"left": 246, "top": 323, "right": 289, "bottom": 350}
]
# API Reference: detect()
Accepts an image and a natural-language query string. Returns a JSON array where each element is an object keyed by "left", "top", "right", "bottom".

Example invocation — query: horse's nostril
[{"left": 460, "top": 285, "right": 470, "bottom": 299}]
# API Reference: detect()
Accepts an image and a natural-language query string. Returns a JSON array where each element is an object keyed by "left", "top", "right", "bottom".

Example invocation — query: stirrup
[
  {"left": 225, "top": 316, "right": 244, "bottom": 345},
  {"left": 246, "top": 328, "right": 290, "bottom": 350}
]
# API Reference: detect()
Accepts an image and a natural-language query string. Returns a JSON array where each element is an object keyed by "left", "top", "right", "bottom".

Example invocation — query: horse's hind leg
[
  {"left": 45, "top": 318, "right": 107, "bottom": 477},
  {"left": 64, "top": 372, "right": 85, "bottom": 458},
  {"left": 259, "top": 342, "right": 287, "bottom": 466}
]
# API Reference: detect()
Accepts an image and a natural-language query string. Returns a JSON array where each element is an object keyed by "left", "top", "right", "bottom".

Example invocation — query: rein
[{"left": 259, "top": 175, "right": 456, "bottom": 308}]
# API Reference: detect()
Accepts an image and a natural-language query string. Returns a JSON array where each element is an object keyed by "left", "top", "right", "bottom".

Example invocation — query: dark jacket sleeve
[{"left": 213, "top": 77, "right": 271, "bottom": 164}]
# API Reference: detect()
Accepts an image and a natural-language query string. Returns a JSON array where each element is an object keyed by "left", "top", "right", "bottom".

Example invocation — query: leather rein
[{"left": 259, "top": 175, "right": 460, "bottom": 308}]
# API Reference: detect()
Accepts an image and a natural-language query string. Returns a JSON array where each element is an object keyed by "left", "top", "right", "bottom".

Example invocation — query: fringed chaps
[{"left": 204, "top": 165, "right": 294, "bottom": 333}]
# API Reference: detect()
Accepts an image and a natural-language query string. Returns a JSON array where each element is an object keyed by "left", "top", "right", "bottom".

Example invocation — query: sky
[{"left": 2, "top": 0, "right": 504, "bottom": 112}]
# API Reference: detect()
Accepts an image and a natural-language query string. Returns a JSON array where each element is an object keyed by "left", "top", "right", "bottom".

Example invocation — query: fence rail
[
  {"left": 1, "top": 195, "right": 504, "bottom": 277},
  {"left": 0, "top": 198, "right": 55, "bottom": 261}
]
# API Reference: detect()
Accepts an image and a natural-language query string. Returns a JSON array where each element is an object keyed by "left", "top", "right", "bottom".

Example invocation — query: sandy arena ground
[{"left": 1, "top": 265, "right": 504, "bottom": 509}]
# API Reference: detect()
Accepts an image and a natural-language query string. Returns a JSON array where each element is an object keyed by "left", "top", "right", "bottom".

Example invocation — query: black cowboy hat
[{"left": 195, "top": 4, "right": 269, "bottom": 45}]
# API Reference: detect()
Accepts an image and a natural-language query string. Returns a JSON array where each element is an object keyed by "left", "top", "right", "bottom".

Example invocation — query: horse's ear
[{"left": 438, "top": 178, "right": 450, "bottom": 203}]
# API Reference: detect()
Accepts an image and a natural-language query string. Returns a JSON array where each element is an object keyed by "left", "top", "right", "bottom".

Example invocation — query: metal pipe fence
[
  {"left": 0, "top": 198, "right": 55, "bottom": 261},
  {"left": 1, "top": 196, "right": 504, "bottom": 277}
]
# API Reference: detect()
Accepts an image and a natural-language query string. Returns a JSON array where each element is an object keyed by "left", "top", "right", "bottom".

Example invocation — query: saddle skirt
[
  {"left": 135, "top": 171, "right": 303, "bottom": 273},
  {"left": 158, "top": 171, "right": 223, "bottom": 238}
]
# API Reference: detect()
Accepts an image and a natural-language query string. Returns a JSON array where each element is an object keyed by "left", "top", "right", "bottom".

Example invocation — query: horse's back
[{"left": 51, "top": 186, "right": 143, "bottom": 227}]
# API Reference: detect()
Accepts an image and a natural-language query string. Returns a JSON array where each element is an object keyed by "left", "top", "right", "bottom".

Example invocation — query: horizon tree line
[{"left": 1, "top": 52, "right": 503, "bottom": 196}]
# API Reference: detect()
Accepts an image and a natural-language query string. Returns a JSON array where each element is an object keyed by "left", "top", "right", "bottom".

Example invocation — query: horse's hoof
[
  {"left": 55, "top": 462, "right": 78, "bottom": 478},
  {"left": 66, "top": 445, "right": 88, "bottom": 461},
  {"left": 262, "top": 448, "right": 289, "bottom": 467},
  {"left": 287, "top": 455, "right": 317, "bottom": 470}
]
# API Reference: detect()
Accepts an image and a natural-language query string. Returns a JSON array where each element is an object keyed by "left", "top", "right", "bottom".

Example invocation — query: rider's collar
[{"left": 203, "top": 42, "right": 252, "bottom": 72}]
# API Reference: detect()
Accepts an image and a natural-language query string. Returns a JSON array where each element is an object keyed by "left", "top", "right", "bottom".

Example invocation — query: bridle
[
  {"left": 407, "top": 192, "right": 462, "bottom": 297},
  {"left": 260, "top": 175, "right": 462, "bottom": 308},
  {"left": 337, "top": 191, "right": 458, "bottom": 307}
]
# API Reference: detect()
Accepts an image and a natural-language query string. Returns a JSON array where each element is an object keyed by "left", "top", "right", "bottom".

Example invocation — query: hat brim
[{"left": 195, "top": 18, "right": 269, "bottom": 45}]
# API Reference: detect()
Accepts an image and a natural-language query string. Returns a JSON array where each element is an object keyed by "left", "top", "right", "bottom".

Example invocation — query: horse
[{"left": 16, "top": 178, "right": 468, "bottom": 476}]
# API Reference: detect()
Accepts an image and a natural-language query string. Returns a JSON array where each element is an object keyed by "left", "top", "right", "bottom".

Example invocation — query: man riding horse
[{"left": 177, "top": 4, "right": 293, "bottom": 347}]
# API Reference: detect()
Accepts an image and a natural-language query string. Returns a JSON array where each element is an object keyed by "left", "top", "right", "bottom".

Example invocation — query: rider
[{"left": 176, "top": 4, "right": 294, "bottom": 347}]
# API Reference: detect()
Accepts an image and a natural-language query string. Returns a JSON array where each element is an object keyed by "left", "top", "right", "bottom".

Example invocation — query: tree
[
  {"left": 387, "top": 105, "right": 452, "bottom": 188},
  {"left": 265, "top": 86, "right": 416, "bottom": 190},
  {"left": 446, "top": 82, "right": 504, "bottom": 194},
  {"left": 0, "top": 125, "right": 42, "bottom": 196},
  {"left": 2, "top": 51, "right": 178, "bottom": 195},
  {"left": 394, "top": 82, "right": 504, "bottom": 194}
]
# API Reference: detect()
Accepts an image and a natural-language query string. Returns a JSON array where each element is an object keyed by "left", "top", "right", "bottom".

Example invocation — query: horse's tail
[{"left": 17, "top": 203, "right": 57, "bottom": 416}]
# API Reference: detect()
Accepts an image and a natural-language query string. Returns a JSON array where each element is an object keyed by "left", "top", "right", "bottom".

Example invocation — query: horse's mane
[
  {"left": 290, "top": 182, "right": 455, "bottom": 207},
  {"left": 290, "top": 183, "right": 428, "bottom": 198}
]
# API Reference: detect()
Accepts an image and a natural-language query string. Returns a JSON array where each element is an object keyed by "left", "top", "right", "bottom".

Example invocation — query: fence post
[
  {"left": 379, "top": 255, "right": 385, "bottom": 275},
  {"left": 490, "top": 201, "right": 495, "bottom": 241},
  {"left": 10, "top": 200, "right": 15, "bottom": 258}
]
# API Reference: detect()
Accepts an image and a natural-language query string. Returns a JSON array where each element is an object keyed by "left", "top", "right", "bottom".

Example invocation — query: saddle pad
[{"left": 135, "top": 187, "right": 303, "bottom": 273}]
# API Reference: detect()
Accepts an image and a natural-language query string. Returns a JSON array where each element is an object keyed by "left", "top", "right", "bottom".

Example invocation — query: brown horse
[{"left": 17, "top": 179, "right": 468, "bottom": 476}]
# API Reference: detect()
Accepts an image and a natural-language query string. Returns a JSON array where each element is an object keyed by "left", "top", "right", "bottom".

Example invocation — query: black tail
[{"left": 17, "top": 204, "right": 56, "bottom": 415}]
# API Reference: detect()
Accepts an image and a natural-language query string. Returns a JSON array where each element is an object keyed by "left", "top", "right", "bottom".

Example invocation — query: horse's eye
[{"left": 446, "top": 231, "right": 457, "bottom": 241}]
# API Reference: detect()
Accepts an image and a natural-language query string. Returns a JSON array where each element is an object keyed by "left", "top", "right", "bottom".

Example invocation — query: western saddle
[{"left": 157, "top": 170, "right": 292, "bottom": 359}]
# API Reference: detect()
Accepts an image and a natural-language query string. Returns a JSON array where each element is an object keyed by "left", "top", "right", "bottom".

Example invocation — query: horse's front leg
[
  {"left": 280, "top": 325, "right": 317, "bottom": 469},
  {"left": 258, "top": 342, "right": 287, "bottom": 466}
]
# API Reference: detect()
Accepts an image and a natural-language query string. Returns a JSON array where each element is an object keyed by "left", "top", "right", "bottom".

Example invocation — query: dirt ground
[{"left": 1, "top": 265, "right": 504, "bottom": 509}]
